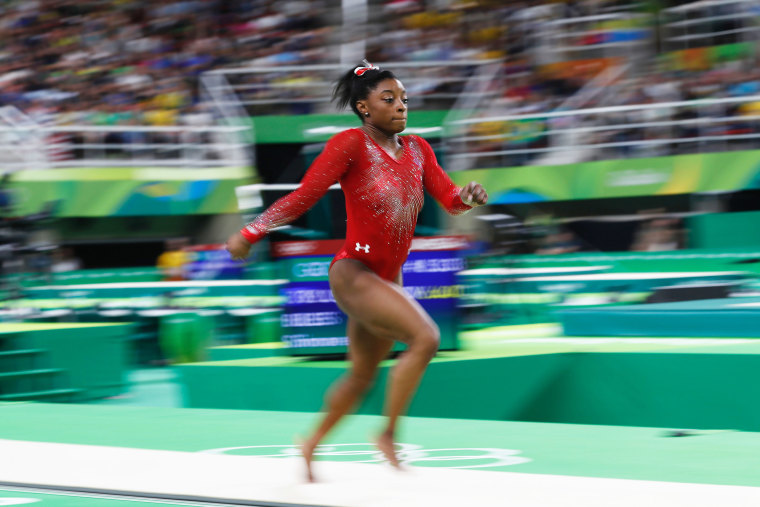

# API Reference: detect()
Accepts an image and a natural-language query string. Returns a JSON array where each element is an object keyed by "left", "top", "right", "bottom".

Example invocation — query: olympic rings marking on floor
[{"left": 200, "top": 443, "right": 531, "bottom": 469}]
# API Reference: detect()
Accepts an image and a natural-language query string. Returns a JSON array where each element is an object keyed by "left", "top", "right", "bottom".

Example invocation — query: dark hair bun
[{"left": 332, "top": 61, "right": 397, "bottom": 119}]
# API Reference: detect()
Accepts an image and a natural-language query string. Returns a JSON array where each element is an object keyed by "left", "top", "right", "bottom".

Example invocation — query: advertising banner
[
  {"left": 450, "top": 150, "right": 760, "bottom": 203},
  {"left": 7, "top": 166, "right": 252, "bottom": 217}
]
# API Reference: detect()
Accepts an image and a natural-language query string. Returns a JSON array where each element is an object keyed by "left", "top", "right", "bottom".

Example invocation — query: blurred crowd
[
  {"left": 466, "top": 60, "right": 760, "bottom": 167},
  {"left": 0, "top": 0, "right": 334, "bottom": 127},
  {"left": 1, "top": 0, "right": 759, "bottom": 159},
  {"left": 0, "top": 0, "right": 651, "bottom": 126}
]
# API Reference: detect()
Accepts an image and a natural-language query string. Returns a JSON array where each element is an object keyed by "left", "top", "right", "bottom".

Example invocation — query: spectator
[{"left": 156, "top": 238, "right": 190, "bottom": 281}]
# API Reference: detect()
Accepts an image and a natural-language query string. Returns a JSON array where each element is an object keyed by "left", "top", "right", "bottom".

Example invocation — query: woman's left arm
[{"left": 419, "top": 137, "right": 488, "bottom": 214}]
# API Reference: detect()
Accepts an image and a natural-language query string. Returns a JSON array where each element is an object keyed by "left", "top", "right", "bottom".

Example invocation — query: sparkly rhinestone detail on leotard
[{"left": 241, "top": 128, "right": 471, "bottom": 280}]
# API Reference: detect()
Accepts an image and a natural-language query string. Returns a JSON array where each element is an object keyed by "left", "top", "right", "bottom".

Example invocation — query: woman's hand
[
  {"left": 225, "top": 232, "right": 252, "bottom": 261},
  {"left": 460, "top": 181, "right": 488, "bottom": 207}
]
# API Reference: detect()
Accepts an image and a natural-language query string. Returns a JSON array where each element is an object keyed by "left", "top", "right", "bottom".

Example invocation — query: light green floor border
[
  {"left": 189, "top": 323, "right": 760, "bottom": 368},
  {"left": 207, "top": 341, "right": 285, "bottom": 361}
]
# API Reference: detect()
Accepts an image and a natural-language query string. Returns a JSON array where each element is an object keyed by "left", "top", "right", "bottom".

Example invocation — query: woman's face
[{"left": 358, "top": 78, "right": 408, "bottom": 134}]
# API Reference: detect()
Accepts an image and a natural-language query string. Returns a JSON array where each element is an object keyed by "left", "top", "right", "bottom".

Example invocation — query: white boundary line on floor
[{"left": 1, "top": 439, "right": 760, "bottom": 507}]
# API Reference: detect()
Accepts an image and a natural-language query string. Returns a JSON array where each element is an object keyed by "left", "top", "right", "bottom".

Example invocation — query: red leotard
[{"left": 240, "top": 128, "right": 471, "bottom": 281}]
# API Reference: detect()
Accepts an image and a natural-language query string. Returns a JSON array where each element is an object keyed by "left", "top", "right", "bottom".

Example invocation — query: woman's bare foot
[
  {"left": 375, "top": 431, "right": 402, "bottom": 470},
  {"left": 299, "top": 436, "right": 319, "bottom": 482}
]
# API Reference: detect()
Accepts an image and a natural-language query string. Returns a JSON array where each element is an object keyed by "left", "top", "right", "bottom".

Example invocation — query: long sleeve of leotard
[
  {"left": 417, "top": 136, "right": 472, "bottom": 216},
  {"left": 240, "top": 130, "right": 355, "bottom": 243}
]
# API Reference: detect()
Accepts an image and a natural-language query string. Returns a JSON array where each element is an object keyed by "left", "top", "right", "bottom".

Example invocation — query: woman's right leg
[{"left": 328, "top": 260, "right": 441, "bottom": 466}]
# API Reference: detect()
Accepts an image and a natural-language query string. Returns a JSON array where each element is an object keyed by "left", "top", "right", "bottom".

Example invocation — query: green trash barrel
[
  {"left": 240, "top": 308, "right": 282, "bottom": 344},
  {"left": 159, "top": 311, "right": 214, "bottom": 363}
]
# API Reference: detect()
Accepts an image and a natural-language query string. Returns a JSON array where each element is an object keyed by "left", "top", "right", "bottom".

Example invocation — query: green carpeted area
[
  {"left": 500, "top": 249, "right": 760, "bottom": 274},
  {"left": 560, "top": 297, "right": 760, "bottom": 337},
  {"left": 458, "top": 267, "right": 753, "bottom": 326},
  {"left": 0, "top": 323, "right": 130, "bottom": 402},
  {"left": 175, "top": 325, "right": 760, "bottom": 431}
]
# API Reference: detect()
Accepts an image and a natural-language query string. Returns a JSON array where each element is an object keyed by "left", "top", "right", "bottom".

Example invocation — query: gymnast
[{"left": 226, "top": 60, "right": 488, "bottom": 481}]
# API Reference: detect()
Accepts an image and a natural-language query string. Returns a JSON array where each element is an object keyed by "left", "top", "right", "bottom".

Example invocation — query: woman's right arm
[{"left": 226, "top": 130, "right": 357, "bottom": 259}]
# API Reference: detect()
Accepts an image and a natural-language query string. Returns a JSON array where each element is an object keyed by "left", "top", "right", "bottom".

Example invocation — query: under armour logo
[{"left": 355, "top": 243, "right": 370, "bottom": 253}]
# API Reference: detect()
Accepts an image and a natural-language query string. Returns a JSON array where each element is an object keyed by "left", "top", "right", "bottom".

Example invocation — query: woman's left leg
[{"left": 301, "top": 318, "right": 394, "bottom": 481}]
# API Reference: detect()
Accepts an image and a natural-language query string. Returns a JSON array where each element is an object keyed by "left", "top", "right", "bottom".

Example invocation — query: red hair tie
[{"left": 354, "top": 60, "right": 379, "bottom": 76}]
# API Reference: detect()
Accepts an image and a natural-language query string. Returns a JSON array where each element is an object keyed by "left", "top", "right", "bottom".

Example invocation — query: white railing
[
  {"left": 443, "top": 61, "right": 506, "bottom": 129},
  {"left": 445, "top": 94, "right": 760, "bottom": 169},
  {"left": 441, "top": 58, "right": 633, "bottom": 171},
  {"left": 0, "top": 106, "right": 50, "bottom": 170},
  {"left": 199, "top": 72, "right": 257, "bottom": 169},
  {"left": 528, "top": 63, "right": 631, "bottom": 168},
  {"left": 202, "top": 60, "right": 504, "bottom": 115},
  {"left": 660, "top": 0, "right": 760, "bottom": 51},
  {"left": 0, "top": 125, "right": 251, "bottom": 171}
]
